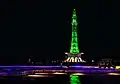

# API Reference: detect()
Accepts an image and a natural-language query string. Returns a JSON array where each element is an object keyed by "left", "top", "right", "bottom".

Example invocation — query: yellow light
[
  {"left": 34, "top": 73, "right": 49, "bottom": 75},
  {"left": 116, "top": 66, "right": 120, "bottom": 69},
  {"left": 52, "top": 72, "right": 66, "bottom": 75}
]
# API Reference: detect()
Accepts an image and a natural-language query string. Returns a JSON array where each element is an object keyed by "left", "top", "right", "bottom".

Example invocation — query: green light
[
  {"left": 70, "top": 9, "right": 79, "bottom": 54},
  {"left": 70, "top": 74, "right": 81, "bottom": 84}
]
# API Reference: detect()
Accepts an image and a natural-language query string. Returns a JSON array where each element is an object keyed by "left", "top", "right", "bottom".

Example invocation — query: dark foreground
[{"left": 0, "top": 75, "right": 120, "bottom": 84}]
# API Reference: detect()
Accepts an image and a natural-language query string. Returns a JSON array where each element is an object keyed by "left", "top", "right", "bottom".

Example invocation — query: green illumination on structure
[
  {"left": 70, "top": 9, "right": 79, "bottom": 54},
  {"left": 70, "top": 74, "right": 81, "bottom": 84}
]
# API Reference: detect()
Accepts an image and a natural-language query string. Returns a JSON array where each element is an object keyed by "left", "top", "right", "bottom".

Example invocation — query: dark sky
[{"left": 0, "top": 0, "right": 120, "bottom": 64}]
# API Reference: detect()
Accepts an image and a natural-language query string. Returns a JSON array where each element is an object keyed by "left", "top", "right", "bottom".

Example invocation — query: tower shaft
[{"left": 70, "top": 9, "right": 79, "bottom": 54}]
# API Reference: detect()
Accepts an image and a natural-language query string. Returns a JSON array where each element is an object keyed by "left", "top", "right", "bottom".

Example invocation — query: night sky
[{"left": 0, "top": 0, "right": 120, "bottom": 64}]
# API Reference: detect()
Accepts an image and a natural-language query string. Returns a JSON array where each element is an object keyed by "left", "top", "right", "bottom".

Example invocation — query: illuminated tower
[
  {"left": 70, "top": 9, "right": 79, "bottom": 54},
  {"left": 64, "top": 9, "right": 86, "bottom": 63}
]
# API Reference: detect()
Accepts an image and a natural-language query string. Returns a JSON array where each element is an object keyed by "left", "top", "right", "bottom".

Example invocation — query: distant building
[
  {"left": 113, "top": 59, "right": 120, "bottom": 65},
  {"left": 97, "top": 58, "right": 113, "bottom": 66},
  {"left": 28, "top": 56, "right": 34, "bottom": 64}
]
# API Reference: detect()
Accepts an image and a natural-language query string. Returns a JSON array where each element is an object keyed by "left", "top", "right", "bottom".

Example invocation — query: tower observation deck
[{"left": 64, "top": 9, "right": 86, "bottom": 63}]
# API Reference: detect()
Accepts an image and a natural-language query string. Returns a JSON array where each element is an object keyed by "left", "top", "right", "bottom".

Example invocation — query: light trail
[
  {"left": 27, "top": 75, "right": 49, "bottom": 77},
  {"left": 0, "top": 65, "right": 99, "bottom": 68},
  {"left": 107, "top": 73, "right": 120, "bottom": 75},
  {"left": 71, "top": 73, "right": 85, "bottom": 75},
  {"left": 34, "top": 72, "right": 66, "bottom": 75}
]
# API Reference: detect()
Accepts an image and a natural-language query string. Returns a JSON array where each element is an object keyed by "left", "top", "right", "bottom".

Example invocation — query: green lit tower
[
  {"left": 70, "top": 9, "right": 79, "bottom": 53},
  {"left": 64, "top": 9, "right": 86, "bottom": 63}
]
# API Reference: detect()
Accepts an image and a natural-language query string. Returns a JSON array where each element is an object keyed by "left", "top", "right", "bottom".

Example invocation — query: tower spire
[{"left": 70, "top": 9, "right": 79, "bottom": 53}]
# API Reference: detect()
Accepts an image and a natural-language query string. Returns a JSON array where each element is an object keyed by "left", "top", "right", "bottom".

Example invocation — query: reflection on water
[
  {"left": 70, "top": 74, "right": 81, "bottom": 84},
  {"left": 0, "top": 74, "right": 120, "bottom": 84},
  {"left": 69, "top": 74, "right": 120, "bottom": 84}
]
